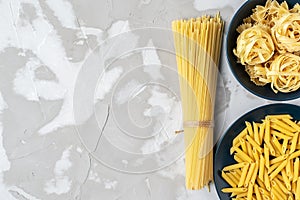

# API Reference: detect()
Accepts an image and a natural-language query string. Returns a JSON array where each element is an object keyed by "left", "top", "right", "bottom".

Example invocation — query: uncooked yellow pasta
[
  {"left": 234, "top": 25, "right": 275, "bottom": 65},
  {"left": 172, "top": 14, "right": 224, "bottom": 190},
  {"left": 221, "top": 114, "right": 300, "bottom": 199},
  {"left": 233, "top": 0, "right": 300, "bottom": 93}
]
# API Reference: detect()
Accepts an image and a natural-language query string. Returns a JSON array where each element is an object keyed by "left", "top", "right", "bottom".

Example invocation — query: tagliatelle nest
[
  {"left": 234, "top": 0, "right": 300, "bottom": 94},
  {"left": 272, "top": 13, "right": 300, "bottom": 53},
  {"left": 268, "top": 53, "right": 300, "bottom": 93},
  {"left": 234, "top": 25, "right": 275, "bottom": 66}
]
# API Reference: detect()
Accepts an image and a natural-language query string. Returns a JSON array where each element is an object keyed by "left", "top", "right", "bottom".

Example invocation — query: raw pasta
[
  {"left": 221, "top": 114, "right": 300, "bottom": 200},
  {"left": 234, "top": 26, "right": 275, "bottom": 65},
  {"left": 234, "top": 0, "right": 300, "bottom": 93},
  {"left": 172, "top": 14, "right": 224, "bottom": 190}
]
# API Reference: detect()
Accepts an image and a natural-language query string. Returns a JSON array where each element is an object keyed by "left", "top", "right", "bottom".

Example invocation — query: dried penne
[{"left": 221, "top": 113, "right": 300, "bottom": 199}]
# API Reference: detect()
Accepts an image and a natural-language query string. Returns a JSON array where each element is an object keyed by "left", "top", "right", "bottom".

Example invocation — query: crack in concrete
[
  {"left": 93, "top": 105, "right": 110, "bottom": 152},
  {"left": 76, "top": 105, "right": 110, "bottom": 200}
]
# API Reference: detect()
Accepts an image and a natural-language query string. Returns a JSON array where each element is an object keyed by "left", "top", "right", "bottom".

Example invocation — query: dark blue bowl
[
  {"left": 214, "top": 103, "right": 300, "bottom": 200},
  {"left": 226, "top": 0, "right": 300, "bottom": 101}
]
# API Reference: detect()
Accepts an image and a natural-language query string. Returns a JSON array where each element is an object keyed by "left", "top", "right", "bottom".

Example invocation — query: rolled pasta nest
[
  {"left": 272, "top": 13, "right": 300, "bottom": 53},
  {"left": 234, "top": 26, "right": 275, "bottom": 66},
  {"left": 268, "top": 53, "right": 300, "bottom": 93},
  {"left": 233, "top": 0, "right": 300, "bottom": 94}
]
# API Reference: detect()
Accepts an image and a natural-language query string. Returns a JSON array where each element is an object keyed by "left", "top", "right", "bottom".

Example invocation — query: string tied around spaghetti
[{"left": 175, "top": 120, "right": 214, "bottom": 134}]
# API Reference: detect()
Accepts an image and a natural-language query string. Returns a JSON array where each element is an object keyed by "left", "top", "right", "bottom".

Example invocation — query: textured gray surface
[{"left": 1, "top": 0, "right": 298, "bottom": 199}]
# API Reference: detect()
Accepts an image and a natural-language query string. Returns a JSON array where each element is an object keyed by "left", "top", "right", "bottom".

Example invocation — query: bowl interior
[
  {"left": 226, "top": 0, "right": 300, "bottom": 101},
  {"left": 213, "top": 103, "right": 300, "bottom": 200}
]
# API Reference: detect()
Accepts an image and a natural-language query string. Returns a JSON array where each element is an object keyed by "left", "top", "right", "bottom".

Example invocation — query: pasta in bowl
[
  {"left": 227, "top": 0, "right": 300, "bottom": 100},
  {"left": 214, "top": 103, "right": 300, "bottom": 200}
]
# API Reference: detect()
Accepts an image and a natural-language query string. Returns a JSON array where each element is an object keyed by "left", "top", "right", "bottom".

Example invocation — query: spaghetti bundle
[{"left": 172, "top": 14, "right": 224, "bottom": 190}]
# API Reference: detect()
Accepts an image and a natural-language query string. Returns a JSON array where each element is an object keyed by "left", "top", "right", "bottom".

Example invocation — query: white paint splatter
[
  {"left": 88, "top": 170, "right": 101, "bottom": 183},
  {"left": 76, "top": 147, "right": 82, "bottom": 153},
  {"left": 0, "top": 1, "right": 19, "bottom": 53},
  {"left": 142, "top": 39, "right": 164, "bottom": 80},
  {"left": 34, "top": 80, "right": 66, "bottom": 101},
  {"left": 0, "top": 92, "right": 16, "bottom": 200},
  {"left": 44, "top": 146, "right": 72, "bottom": 195},
  {"left": 0, "top": 93, "right": 8, "bottom": 114},
  {"left": 0, "top": 126, "right": 10, "bottom": 174},
  {"left": 175, "top": 185, "right": 219, "bottom": 200},
  {"left": 114, "top": 79, "right": 142, "bottom": 105},
  {"left": 140, "top": 0, "right": 152, "bottom": 5},
  {"left": 38, "top": 20, "right": 136, "bottom": 134},
  {"left": 95, "top": 66, "right": 123, "bottom": 101},
  {"left": 107, "top": 20, "right": 130, "bottom": 37},
  {"left": 87, "top": 170, "right": 118, "bottom": 190},
  {"left": 157, "top": 156, "right": 185, "bottom": 180},
  {"left": 45, "top": 0, "right": 77, "bottom": 29},
  {"left": 121, "top": 159, "right": 128, "bottom": 167},
  {"left": 143, "top": 89, "right": 175, "bottom": 117},
  {"left": 140, "top": 88, "right": 182, "bottom": 154},
  {"left": 0, "top": 0, "right": 82, "bottom": 135},
  {"left": 104, "top": 20, "right": 138, "bottom": 61},
  {"left": 103, "top": 178, "right": 118, "bottom": 190},
  {"left": 193, "top": 0, "right": 245, "bottom": 11},
  {"left": 13, "top": 59, "right": 40, "bottom": 101},
  {"left": 14, "top": 58, "right": 66, "bottom": 101},
  {"left": 77, "top": 27, "right": 103, "bottom": 44},
  {"left": 0, "top": 93, "right": 10, "bottom": 173},
  {"left": 8, "top": 186, "right": 41, "bottom": 200}
]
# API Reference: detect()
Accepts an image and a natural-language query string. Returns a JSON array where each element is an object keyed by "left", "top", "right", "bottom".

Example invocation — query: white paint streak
[
  {"left": 34, "top": 80, "right": 66, "bottom": 101},
  {"left": 88, "top": 170, "right": 101, "bottom": 183},
  {"left": 103, "top": 178, "right": 118, "bottom": 190},
  {"left": 157, "top": 156, "right": 185, "bottom": 180},
  {"left": 14, "top": 58, "right": 66, "bottom": 101},
  {"left": 0, "top": 92, "right": 15, "bottom": 200},
  {"left": 104, "top": 20, "right": 138, "bottom": 61},
  {"left": 142, "top": 39, "right": 164, "bottom": 80},
  {"left": 8, "top": 186, "right": 41, "bottom": 200},
  {"left": 140, "top": 87, "right": 182, "bottom": 154},
  {"left": 77, "top": 27, "right": 103, "bottom": 44},
  {"left": 95, "top": 66, "right": 123, "bottom": 101},
  {"left": 13, "top": 59, "right": 40, "bottom": 101},
  {"left": 143, "top": 89, "right": 174, "bottom": 117},
  {"left": 107, "top": 20, "right": 130, "bottom": 37},
  {"left": 0, "top": 0, "right": 82, "bottom": 135},
  {"left": 114, "top": 80, "right": 142, "bottom": 105},
  {"left": 0, "top": 93, "right": 8, "bottom": 114},
  {"left": 76, "top": 147, "right": 82, "bottom": 153},
  {"left": 0, "top": 124, "right": 10, "bottom": 174},
  {"left": 45, "top": 0, "right": 77, "bottom": 29},
  {"left": 193, "top": 0, "right": 244, "bottom": 11},
  {"left": 44, "top": 146, "right": 72, "bottom": 195}
]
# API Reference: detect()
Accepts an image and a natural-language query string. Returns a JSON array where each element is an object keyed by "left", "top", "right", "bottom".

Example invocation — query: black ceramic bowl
[
  {"left": 227, "top": 0, "right": 300, "bottom": 101},
  {"left": 214, "top": 103, "right": 300, "bottom": 200}
]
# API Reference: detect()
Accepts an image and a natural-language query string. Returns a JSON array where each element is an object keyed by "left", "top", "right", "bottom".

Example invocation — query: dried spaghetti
[{"left": 172, "top": 14, "right": 224, "bottom": 190}]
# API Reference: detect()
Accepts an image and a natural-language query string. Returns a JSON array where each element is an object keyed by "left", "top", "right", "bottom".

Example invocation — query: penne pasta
[
  {"left": 259, "top": 122, "right": 265, "bottom": 145},
  {"left": 221, "top": 112, "right": 300, "bottom": 199},
  {"left": 296, "top": 177, "right": 300, "bottom": 200},
  {"left": 223, "top": 162, "right": 248, "bottom": 171},
  {"left": 222, "top": 187, "right": 247, "bottom": 193},
  {"left": 294, "top": 158, "right": 299, "bottom": 183},
  {"left": 222, "top": 171, "right": 237, "bottom": 187}
]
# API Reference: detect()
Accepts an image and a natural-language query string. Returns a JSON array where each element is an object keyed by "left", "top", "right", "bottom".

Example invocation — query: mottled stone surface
[{"left": 1, "top": 0, "right": 298, "bottom": 200}]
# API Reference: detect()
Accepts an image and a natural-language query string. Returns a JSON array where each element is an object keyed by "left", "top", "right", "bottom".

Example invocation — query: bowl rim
[{"left": 226, "top": 0, "right": 300, "bottom": 101}]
